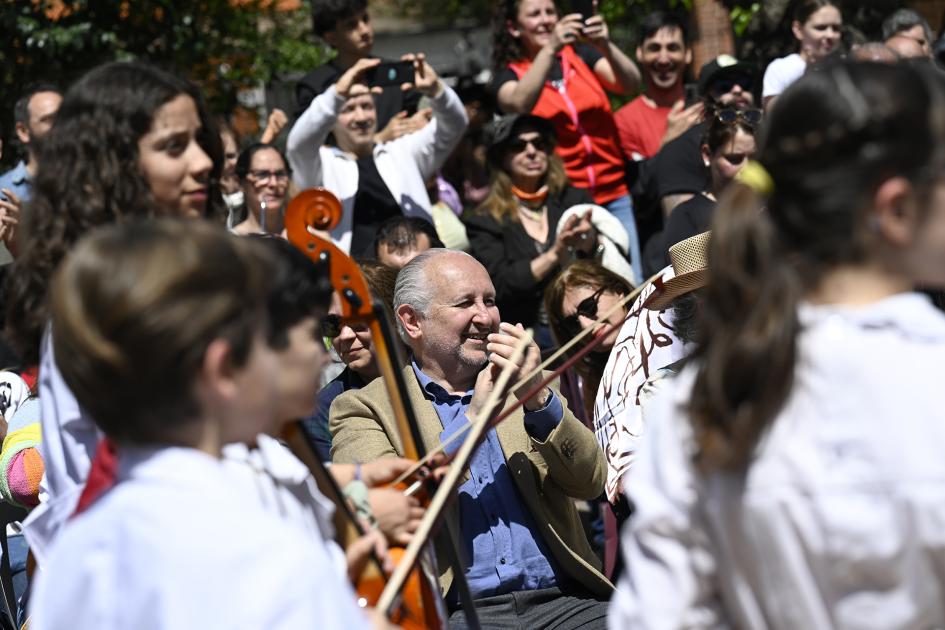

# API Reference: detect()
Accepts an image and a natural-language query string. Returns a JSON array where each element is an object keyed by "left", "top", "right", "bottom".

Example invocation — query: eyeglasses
[
  {"left": 709, "top": 75, "right": 754, "bottom": 99},
  {"left": 248, "top": 169, "right": 290, "bottom": 183},
  {"left": 715, "top": 108, "right": 763, "bottom": 126},
  {"left": 561, "top": 287, "right": 605, "bottom": 335},
  {"left": 320, "top": 314, "right": 369, "bottom": 338},
  {"left": 507, "top": 136, "right": 550, "bottom": 154}
]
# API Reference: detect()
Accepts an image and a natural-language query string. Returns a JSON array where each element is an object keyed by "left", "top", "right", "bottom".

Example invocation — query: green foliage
[
  {"left": 0, "top": 0, "right": 328, "bottom": 168},
  {"left": 730, "top": 3, "right": 760, "bottom": 38}
]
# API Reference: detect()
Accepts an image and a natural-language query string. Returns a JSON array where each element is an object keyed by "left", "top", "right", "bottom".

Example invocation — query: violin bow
[
  {"left": 394, "top": 269, "right": 665, "bottom": 484},
  {"left": 376, "top": 331, "right": 534, "bottom": 615}
]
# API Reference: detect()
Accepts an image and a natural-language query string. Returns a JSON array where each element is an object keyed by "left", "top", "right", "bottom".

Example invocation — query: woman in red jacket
[{"left": 492, "top": 0, "right": 642, "bottom": 283}]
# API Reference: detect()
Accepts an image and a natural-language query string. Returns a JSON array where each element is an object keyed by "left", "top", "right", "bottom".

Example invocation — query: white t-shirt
[
  {"left": 610, "top": 293, "right": 945, "bottom": 629},
  {"left": 29, "top": 446, "right": 370, "bottom": 630},
  {"left": 762, "top": 53, "right": 807, "bottom": 99}
]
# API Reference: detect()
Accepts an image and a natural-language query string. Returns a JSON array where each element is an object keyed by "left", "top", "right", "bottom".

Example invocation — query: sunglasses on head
[
  {"left": 709, "top": 75, "right": 754, "bottom": 98},
  {"left": 715, "top": 107, "right": 763, "bottom": 126},
  {"left": 561, "top": 287, "right": 605, "bottom": 335},
  {"left": 507, "top": 135, "right": 550, "bottom": 154}
]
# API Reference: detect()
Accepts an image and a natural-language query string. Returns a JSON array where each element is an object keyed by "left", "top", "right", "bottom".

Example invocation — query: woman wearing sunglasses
[
  {"left": 465, "top": 114, "right": 604, "bottom": 351},
  {"left": 659, "top": 107, "right": 758, "bottom": 265},
  {"left": 302, "top": 260, "right": 398, "bottom": 462},
  {"left": 232, "top": 143, "right": 292, "bottom": 235}
]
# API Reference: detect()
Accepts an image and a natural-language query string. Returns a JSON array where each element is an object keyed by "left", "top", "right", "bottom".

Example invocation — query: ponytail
[{"left": 688, "top": 181, "right": 802, "bottom": 472}]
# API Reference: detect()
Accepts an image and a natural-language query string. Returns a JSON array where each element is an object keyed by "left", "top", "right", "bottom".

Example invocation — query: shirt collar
[
  {"left": 410, "top": 358, "right": 473, "bottom": 404},
  {"left": 10, "top": 161, "right": 29, "bottom": 185}
]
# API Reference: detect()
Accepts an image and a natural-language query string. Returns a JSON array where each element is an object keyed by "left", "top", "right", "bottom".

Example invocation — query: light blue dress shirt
[{"left": 411, "top": 361, "right": 566, "bottom": 601}]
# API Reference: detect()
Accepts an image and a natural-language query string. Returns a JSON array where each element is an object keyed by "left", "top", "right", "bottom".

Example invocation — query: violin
[{"left": 283, "top": 188, "right": 447, "bottom": 629}]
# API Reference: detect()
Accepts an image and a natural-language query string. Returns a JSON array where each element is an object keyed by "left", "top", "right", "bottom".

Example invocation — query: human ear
[
  {"left": 791, "top": 20, "right": 804, "bottom": 42},
  {"left": 872, "top": 176, "right": 919, "bottom": 247},
  {"left": 506, "top": 20, "right": 521, "bottom": 39},
  {"left": 635, "top": 46, "right": 643, "bottom": 64},
  {"left": 684, "top": 47, "right": 693, "bottom": 66},
  {"left": 14, "top": 122, "right": 29, "bottom": 145},
  {"left": 701, "top": 143, "right": 712, "bottom": 167},
  {"left": 323, "top": 29, "right": 339, "bottom": 50},
  {"left": 198, "top": 338, "right": 241, "bottom": 404},
  {"left": 396, "top": 304, "right": 423, "bottom": 340}
]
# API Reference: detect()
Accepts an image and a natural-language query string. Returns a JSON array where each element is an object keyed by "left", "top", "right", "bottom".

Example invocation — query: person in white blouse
[
  {"left": 611, "top": 61, "right": 945, "bottom": 629},
  {"left": 28, "top": 220, "right": 373, "bottom": 630},
  {"left": 286, "top": 55, "right": 467, "bottom": 256},
  {"left": 762, "top": 0, "right": 842, "bottom": 112}
]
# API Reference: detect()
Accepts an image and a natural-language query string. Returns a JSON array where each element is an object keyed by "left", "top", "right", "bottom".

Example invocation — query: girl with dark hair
[
  {"left": 1, "top": 61, "right": 222, "bottom": 567},
  {"left": 612, "top": 61, "right": 945, "bottom": 627},
  {"left": 491, "top": 0, "right": 643, "bottom": 283},
  {"left": 232, "top": 143, "right": 292, "bottom": 235},
  {"left": 660, "top": 108, "right": 758, "bottom": 262},
  {"left": 762, "top": 0, "right": 843, "bottom": 110}
]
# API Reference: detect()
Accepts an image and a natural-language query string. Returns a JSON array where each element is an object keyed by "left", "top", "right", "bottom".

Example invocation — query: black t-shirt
[
  {"left": 350, "top": 155, "right": 404, "bottom": 257},
  {"left": 295, "top": 59, "right": 421, "bottom": 129},
  {"left": 491, "top": 44, "right": 603, "bottom": 112},
  {"left": 661, "top": 193, "right": 715, "bottom": 265},
  {"left": 652, "top": 122, "right": 710, "bottom": 200}
]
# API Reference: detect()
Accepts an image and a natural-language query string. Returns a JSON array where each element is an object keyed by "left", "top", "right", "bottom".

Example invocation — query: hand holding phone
[{"left": 364, "top": 61, "right": 415, "bottom": 88}]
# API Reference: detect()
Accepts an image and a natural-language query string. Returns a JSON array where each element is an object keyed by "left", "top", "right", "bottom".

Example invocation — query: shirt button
[
  {"left": 477, "top": 477, "right": 483, "bottom": 484},
  {"left": 499, "top": 558, "right": 507, "bottom": 565}
]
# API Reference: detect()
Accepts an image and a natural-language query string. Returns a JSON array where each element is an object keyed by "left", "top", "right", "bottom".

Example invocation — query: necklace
[{"left": 517, "top": 204, "right": 546, "bottom": 222}]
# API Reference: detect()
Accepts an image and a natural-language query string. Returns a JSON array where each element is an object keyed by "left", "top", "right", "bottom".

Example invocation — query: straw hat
[{"left": 643, "top": 231, "right": 710, "bottom": 311}]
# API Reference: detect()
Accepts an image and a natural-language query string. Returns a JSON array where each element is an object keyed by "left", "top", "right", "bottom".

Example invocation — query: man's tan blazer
[{"left": 329, "top": 364, "right": 614, "bottom": 599}]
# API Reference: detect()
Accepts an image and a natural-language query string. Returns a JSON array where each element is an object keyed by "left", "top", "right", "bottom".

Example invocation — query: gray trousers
[{"left": 448, "top": 586, "right": 608, "bottom": 630}]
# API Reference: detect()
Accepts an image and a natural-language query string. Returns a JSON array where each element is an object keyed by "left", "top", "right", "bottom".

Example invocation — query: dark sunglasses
[
  {"left": 561, "top": 287, "right": 605, "bottom": 335},
  {"left": 321, "top": 314, "right": 369, "bottom": 339},
  {"left": 709, "top": 75, "right": 754, "bottom": 99},
  {"left": 715, "top": 107, "right": 763, "bottom": 126},
  {"left": 507, "top": 136, "right": 550, "bottom": 154}
]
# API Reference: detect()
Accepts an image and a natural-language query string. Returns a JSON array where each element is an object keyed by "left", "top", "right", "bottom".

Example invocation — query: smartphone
[
  {"left": 364, "top": 61, "right": 414, "bottom": 88},
  {"left": 570, "top": 0, "right": 595, "bottom": 21}
]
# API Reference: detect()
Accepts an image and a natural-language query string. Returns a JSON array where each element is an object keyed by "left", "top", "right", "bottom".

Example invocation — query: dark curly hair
[
  {"left": 4, "top": 61, "right": 224, "bottom": 365},
  {"left": 492, "top": 0, "right": 536, "bottom": 69}
]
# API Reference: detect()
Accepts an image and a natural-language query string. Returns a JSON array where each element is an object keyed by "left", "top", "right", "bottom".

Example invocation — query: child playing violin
[{"left": 28, "top": 220, "right": 373, "bottom": 629}]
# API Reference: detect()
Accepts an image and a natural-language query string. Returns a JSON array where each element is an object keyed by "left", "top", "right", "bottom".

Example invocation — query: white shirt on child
[
  {"left": 29, "top": 446, "right": 370, "bottom": 630},
  {"left": 610, "top": 293, "right": 945, "bottom": 629}
]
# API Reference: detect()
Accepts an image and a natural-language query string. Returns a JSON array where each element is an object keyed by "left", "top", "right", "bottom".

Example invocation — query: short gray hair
[
  {"left": 882, "top": 8, "right": 932, "bottom": 44},
  {"left": 393, "top": 248, "right": 479, "bottom": 343}
]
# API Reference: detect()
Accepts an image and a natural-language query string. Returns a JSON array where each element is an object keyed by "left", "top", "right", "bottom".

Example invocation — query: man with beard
[
  {"left": 614, "top": 12, "right": 697, "bottom": 162},
  {"left": 329, "top": 249, "right": 612, "bottom": 629}
]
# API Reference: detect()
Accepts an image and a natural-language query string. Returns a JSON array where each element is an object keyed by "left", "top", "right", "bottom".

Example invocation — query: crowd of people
[{"left": 0, "top": 0, "right": 945, "bottom": 628}]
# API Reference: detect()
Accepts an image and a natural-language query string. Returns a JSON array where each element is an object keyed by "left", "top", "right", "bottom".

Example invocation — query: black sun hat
[{"left": 484, "top": 114, "right": 557, "bottom": 168}]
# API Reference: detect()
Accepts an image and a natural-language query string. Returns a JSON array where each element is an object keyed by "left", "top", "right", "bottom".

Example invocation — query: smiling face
[
  {"left": 137, "top": 94, "right": 213, "bottom": 218},
  {"left": 560, "top": 284, "right": 627, "bottom": 352},
  {"left": 409, "top": 253, "right": 499, "bottom": 386},
  {"left": 502, "top": 129, "right": 550, "bottom": 189},
  {"left": 333, "top": 89, "right": 377, "bottom": 156},
  {"left": 510, "top": 0, "right": 559, "bottom": 58},
  {"left": 703, "top": 127, "right": 756, "bottom": 195},
  {"left": 329, "top": 295, "right": 379, "bottom": 379},
  {"left": 243, "top": 147, "right": 289, "bottom": 217},
  {"left": 637, "top": 26, "right": 691, "bottom": 93},
  {"left": 793, "top": 5, "right": 842, "bottom": 63}
]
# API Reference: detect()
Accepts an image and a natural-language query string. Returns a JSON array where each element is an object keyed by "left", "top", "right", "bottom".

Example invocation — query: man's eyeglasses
[
  {"left": 507, "top": 136, "right": 550, "bottom": 154},
  {"left": 248, "top": 169, "right": 290, "bottom": 183},
  {"left": 561, "top": 287, "right": 605, "bottom": 335},
  {"left": 715, "top": 108, "right": 763, "bottom": 126},
  {"left": 709, "top": 75, "right": 754, "bottom": 99}
]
